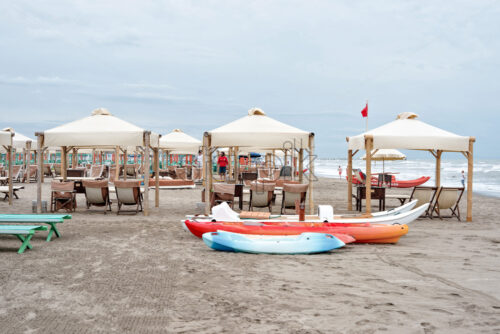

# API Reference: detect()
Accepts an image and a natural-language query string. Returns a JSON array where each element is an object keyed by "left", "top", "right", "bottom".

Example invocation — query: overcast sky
[{"left": 0, "top": 0, "right": 498, "bottom": 158}]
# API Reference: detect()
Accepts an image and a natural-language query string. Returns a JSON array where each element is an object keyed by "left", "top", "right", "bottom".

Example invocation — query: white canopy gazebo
[
  {"left": 36, "top": 108, "right": 161, "bottom": 215},
  {"left": 203, "top": 108, "right": 314, "bottom": 214},
  {"left": 0, "top": 129, "right": 14, "bottom": 204},
  {"left": 1, "top": 129, "right": 38, "bottom": 184},
  {"left": 159, "top": 129, "right": 201, "bottom": 166},
  {"left": 347, "top": 112, "right": 474, "bottom": 221}
]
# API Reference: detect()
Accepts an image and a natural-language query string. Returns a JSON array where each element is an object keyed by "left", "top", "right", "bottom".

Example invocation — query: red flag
[{"left": 361, "top": 103, "right": 368, "bottom": 118}]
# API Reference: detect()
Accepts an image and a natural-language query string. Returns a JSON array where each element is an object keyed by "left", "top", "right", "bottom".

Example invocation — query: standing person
[
  {"left": 217, "top": 152, "right": 229, "bottom": 181},
  {"left": 461, "top": 170, "right": 465, "bottom": 187},
  {"left": 196, "top": 150, "right": 203, "bottom": 168},
  {"left": 338, "top": 165, "right": 342, "bottom": 179}
]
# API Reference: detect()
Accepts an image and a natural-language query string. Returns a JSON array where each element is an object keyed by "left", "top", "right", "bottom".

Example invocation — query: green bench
[
  {"left": 0, "top": 214, "right": 71, "bottom": 242},
  {"left": 0, "top": 225, "right": 48, "bottom": 254}
]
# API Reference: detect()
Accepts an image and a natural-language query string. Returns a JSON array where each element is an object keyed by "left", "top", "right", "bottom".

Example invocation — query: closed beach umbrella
[{"left": 362, "top": 149, "right": 406, "bottom": 173}]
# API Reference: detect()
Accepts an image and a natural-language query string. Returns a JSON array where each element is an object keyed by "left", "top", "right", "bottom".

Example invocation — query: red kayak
[
  {"left": 350, "top": 175, "right": 430, "bottom": 188},
  {"left": 184, "top": 220, "right": 408, "bottom": 244}
]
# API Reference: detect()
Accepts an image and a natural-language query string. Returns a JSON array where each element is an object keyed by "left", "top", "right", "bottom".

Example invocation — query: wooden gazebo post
[
  {"left": 435, "top": 150, "right": 442, "bottom": 188},
  {"left": 123, "top": 148, "right": 128, "bottom": 180},
  {"left": 347, "top": 146, "right": 353, "bottom": 211},
  {"left": 153, "top": 147, "right": 160, "bottom": 208},
  {"left": 26, "top": 141, "right": 32, "bottom": 184},
  {"left": 308, "top": 133, "right": 315, "bottom": 214},
  {"left": 6, "top": 133, "right": 14, "bottom": 205},
  {"left": 36, "top": 133, "right": 44, "bottom": 213},
  {"left": 364, "top": 135, "right": 373, "bottom": 215},
  {"left": 61, "top": 146, "right": 67, "bottom": 181},
  {"left": 466, "top": 137, "right": 475, "bottom": 222},
  {"left": 143, "top": 131, "right": 151, "bottom": 216},
  {"left": 203, "top": 133, "right": 212, "bottom": 215},
  {"left": 298, "top": 148, "right": 304, "bottom": 183}
]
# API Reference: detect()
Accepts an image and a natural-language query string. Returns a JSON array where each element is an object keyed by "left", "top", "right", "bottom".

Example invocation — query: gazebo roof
[
  {"left": 42, "top": 108, "right": 159, "bottom": 148},
  {"left": 348, "top": 112, "right": 470, "bottom": 152},
  {"left": 207, "top": 108, "right": 312, "bottom": 149},
  {"left": 0, "top": 130, "right": 12, "bottom": 146},
  {"left": 159, "top": 129, "right": 201, "bottom": 154}
]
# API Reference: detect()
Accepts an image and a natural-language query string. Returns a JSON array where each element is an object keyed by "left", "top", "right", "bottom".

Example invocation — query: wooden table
[{"left": 353, "top": 186, "right": 386, "bottom": 212}]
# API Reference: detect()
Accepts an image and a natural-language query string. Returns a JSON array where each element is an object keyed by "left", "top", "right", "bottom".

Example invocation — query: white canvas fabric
[
  {"left": 208, "top": 108, "right": 311, "bottom": 149},
  {"left": 159, "top": 129, "right": 201, "bottom": 153},
  {"left": 0, "top": 130, "right": 12, "bottom": 146},
  {"left": 212, "top": 202, "right": 239, "bottom": 221},
  {"left": 0, "top": 129, "right": 36, "bottom": 149},
  {"left": 42, "top": 108, "right": 159, "bottom": 148},
  {"left": 348, "top": 113, "right": 469, "bottom": 152}
]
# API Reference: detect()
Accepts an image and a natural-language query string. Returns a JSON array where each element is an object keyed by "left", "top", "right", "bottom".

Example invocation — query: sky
[{"left": 0, "top": 0, "right": 499, "bottom": 158}]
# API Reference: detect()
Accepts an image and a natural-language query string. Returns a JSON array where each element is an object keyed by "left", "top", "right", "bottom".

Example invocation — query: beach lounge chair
[
  {"left": 0, "top": 186, "right": 24, "bottom": 200},
  {"left": 280, "top": 166, "right": 293, "bottom": 180},
  {"left": 258, "top": 168, "right": 271, "bottom": 179},
  {"left": 430, "top": 187, "right": 465, "bottom": 221},
  {"left": 175, "top": 168, "right": 188, "bottom": 180},
  {"left": 108, "top": 167, "right": 117, "bottom": 183},
  {"left": 89, "top": 165, "right": 105, "bottom": 178},
  {"left": 22, "top": 165, "right": 38, "bottom": 182},
  {"left": 211, "top": 183, "right": 236, "bottom": 209},
  {"left": 114, "top": 180, "right": 143, "bottom": 215},
  {"left": 124, "top": 164, "right": 138, "bottom": 178},
  {"left": 272, "top": 169, "right": 281, "bottom": 180},
  {"left": 242, "top": 172, "right": 258, "bottom": 186},
  {"left": 249, "top": 181, "right": 275, "bottom": 212},
  {"left": 281, "top": 183, "right": 308, "bottom": 214},
  {"left": 52, "top": 163, "right": 62, "bottom": 177},
  {"left": 409, "top": 186, "right": 438, "bottom": 218},
  {"left": 83, "top": 180, "right": 112, "bottom": 214},
  {"left": 192, "top": 167, "right": 202, "bottom": 181},
  {"left": 0, "top": 225, "right": 48, "bottom": 254},
  {"left": 50, "top": 181, "right": 76, "bottom": 213},
  {"left": 43, "top": 164, "right": 52, "bottom": 176},
  {"left": 10, "top": 165, "right": 22, "bottom": 182}
]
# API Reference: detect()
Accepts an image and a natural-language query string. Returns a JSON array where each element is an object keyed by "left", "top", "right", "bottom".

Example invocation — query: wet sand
[{"left": 1, "top": 177, "right": 499, "bottom": 333}]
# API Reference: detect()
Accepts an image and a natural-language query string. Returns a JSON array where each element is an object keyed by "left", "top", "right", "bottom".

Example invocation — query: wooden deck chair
[
  {"left": 281, "top": 183, "right": 308, "bottom": 214},
  {"left": 22, "top": 165, "right": 38, "bottom": 182},
  {"left": 83, "top": 180, "right": 112, "bottom": 214},
  {"left": 249, "top": 181, "right": 275, "bottom": 212},
  {"left": 272, "top": 169, "right": 281, "bottom": 180},
  {"left": 192, "top": 167, "right": 202, "bottom": 181},
  {"left": 52, "top": 163, "right": 62, "bottom": 177},
  {"left": 114, "top": 180, "right": 143, "bottom": 215},
  {"left": 67, "top": 168, "right": 85, "bottom": 177},
  {"left": 124, "top": 164, "right": 138, "bottom": 178},
  {"left": 280, "top": 166, "right": 292, "bottom": 180},
  {"left": 50, "top": 181, "right": 76, "bottom": 213},
  {"left": 43, "top": 164, "right": 52, "bottom": 176},
  {"left": 10, "top": 165, "right": 22, "bottom": 182},
  {"left": 175, "top": 168, "right": 188, "bottom": 180},
  {"left": 242, "top": 172, "right": 258, "bottom": 186},
  {"left": 430, "top": 187, "right": 465, "bottom": 221},
  {"left": 90, "top": 165, "right": 104, "bottom": 178},
  {"left": 108, "top": 167, "right": 117, "bottom": 183},
  {"left": 211, "top": 183, "right": 236, "bottom": 209},
  {"left": 409, "top": 186, "right": 438, "bottom": 218},
  {"left": 258, "top": 168, "right": 271, "bottom": 179},
  {"left": 275, "top": 179, "right": 299, "bottom": 188}
]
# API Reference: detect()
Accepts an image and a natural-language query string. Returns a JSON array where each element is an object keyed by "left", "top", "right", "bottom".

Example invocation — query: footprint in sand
[
  {"left": 421, "top": 322, "right": 436, "bottom": 334},
  {"left": 431, "top": 308, "right": 453, "bottom": 315}
]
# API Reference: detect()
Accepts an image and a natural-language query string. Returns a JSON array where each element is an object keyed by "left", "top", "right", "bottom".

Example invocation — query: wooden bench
[
  {"left": 0, "top": 186, "right": 24, "bottom": 200},
  {"left": 385, "top": 194, "right": 411, "bottom": 205},
  {"left": 0, "top": 214, "right": 71, "bottom": 241},
  {"left": 0, "top": 225, "right": 48, "bottom": 253}
]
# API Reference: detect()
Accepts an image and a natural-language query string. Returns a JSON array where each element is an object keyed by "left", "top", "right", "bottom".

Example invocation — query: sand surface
[{"left": 1, "top": 177, "right": 499, "bottom": 333}]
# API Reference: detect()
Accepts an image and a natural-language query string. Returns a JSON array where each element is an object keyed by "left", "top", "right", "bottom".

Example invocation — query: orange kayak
[{"left": 184, "top": 220, "right": 409, "bottom": 244}]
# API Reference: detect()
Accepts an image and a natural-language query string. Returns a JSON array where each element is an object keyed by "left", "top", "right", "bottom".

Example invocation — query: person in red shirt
[{"left": 217, "top": 152, "right": 229, "bottom": 181}]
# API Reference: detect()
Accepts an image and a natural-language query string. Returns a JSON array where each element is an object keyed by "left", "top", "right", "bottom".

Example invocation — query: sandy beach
[{"left": 1, "top": 177, "right": 499, "bottom": 333}]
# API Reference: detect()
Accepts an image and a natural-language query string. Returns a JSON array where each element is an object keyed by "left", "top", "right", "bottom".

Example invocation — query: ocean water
[{"left": 314, "top": 159, "right": 500, "bottom": 198}]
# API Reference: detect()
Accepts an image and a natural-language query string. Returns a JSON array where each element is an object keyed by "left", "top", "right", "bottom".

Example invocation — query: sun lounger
[
  {"left": 430, "top": 187, "right": 465, "bottom": 220},
  {"left": 50, "top": 181, "right": 76, "bottom": 212},
  {"left": 83, "top": 180, "right": 112, "bottom": 214},
  {"left": 0, "top": 225, "right": 48, "bottom": 253},
  {"left": 211, "top": 183, "right": 236, "bottom": 209},
  {"left": 409, "top": 186, "right": 438, "bottom": 218},
  {"left": 249, "top": 181, "right": 275, "bottom": 212},
  {"left": 114, "top": 180, "right": 143, "bottom": 214},
  {"left": 0, "top": 186, "right": 24, "bottom": 200},
  {"left": 281, "top": 183, "right": 308, "bottom": 214},
  {"left": 22, "top": 165, "right": 39, "bottom": 182},
  {"left": 0, "top": 214, "right": 70, "bottom": 241},
  {"left": 10, "top": 165, "right": 22, "bottom": 182}
]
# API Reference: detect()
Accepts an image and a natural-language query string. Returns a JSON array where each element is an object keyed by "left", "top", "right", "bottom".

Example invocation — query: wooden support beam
[
  {"left": 123, "top": 149, "right": 128, "bottom": 180},
  {"left": 61, "top": 146, "right": 67, "bottom": 181},
  {"left": 298, "top": 148, "right": 304, "bottom": 183},
  {"left": 154, "top": 148, "right": 160, "bottom": 207},
  {"left": 36, "top": 133, "right": 44, "bottom": 213},
  {"left": 435, "top": 150, "right": 442, "bottom": 188},
  {"left": 308, "top": 134, "right": 315, "bottom": 214},
  {"left": 72, "top": 148, "right": 77, "bottom": 168},
  {"left": 114, "top": 146, "right": 120, "bottom": 181},
  {"left": 143, "top": 132, "right": 151, "bottom": 216},
  {"left": 467, "top": 137, "right": 475, "bottom": 222},
  {"left": 365, "top": 135, "right": 373, "bottom": 215},
  {"left": 8, "top": 142, "right": 13, "bottom": 205},
  {"left": 26, "top": 141, "right": 32, "bottom": 184},
  {"left": 203, "top": 133, "right": 211, "bottom": 215},
  {"left": 347, "top": 149, "right": 353, "bottom": 211}
]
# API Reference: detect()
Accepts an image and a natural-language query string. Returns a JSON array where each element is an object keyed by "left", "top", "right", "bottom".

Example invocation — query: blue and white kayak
[{"left": 202, "top": 231, "right": 345, "bottom": 254}]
